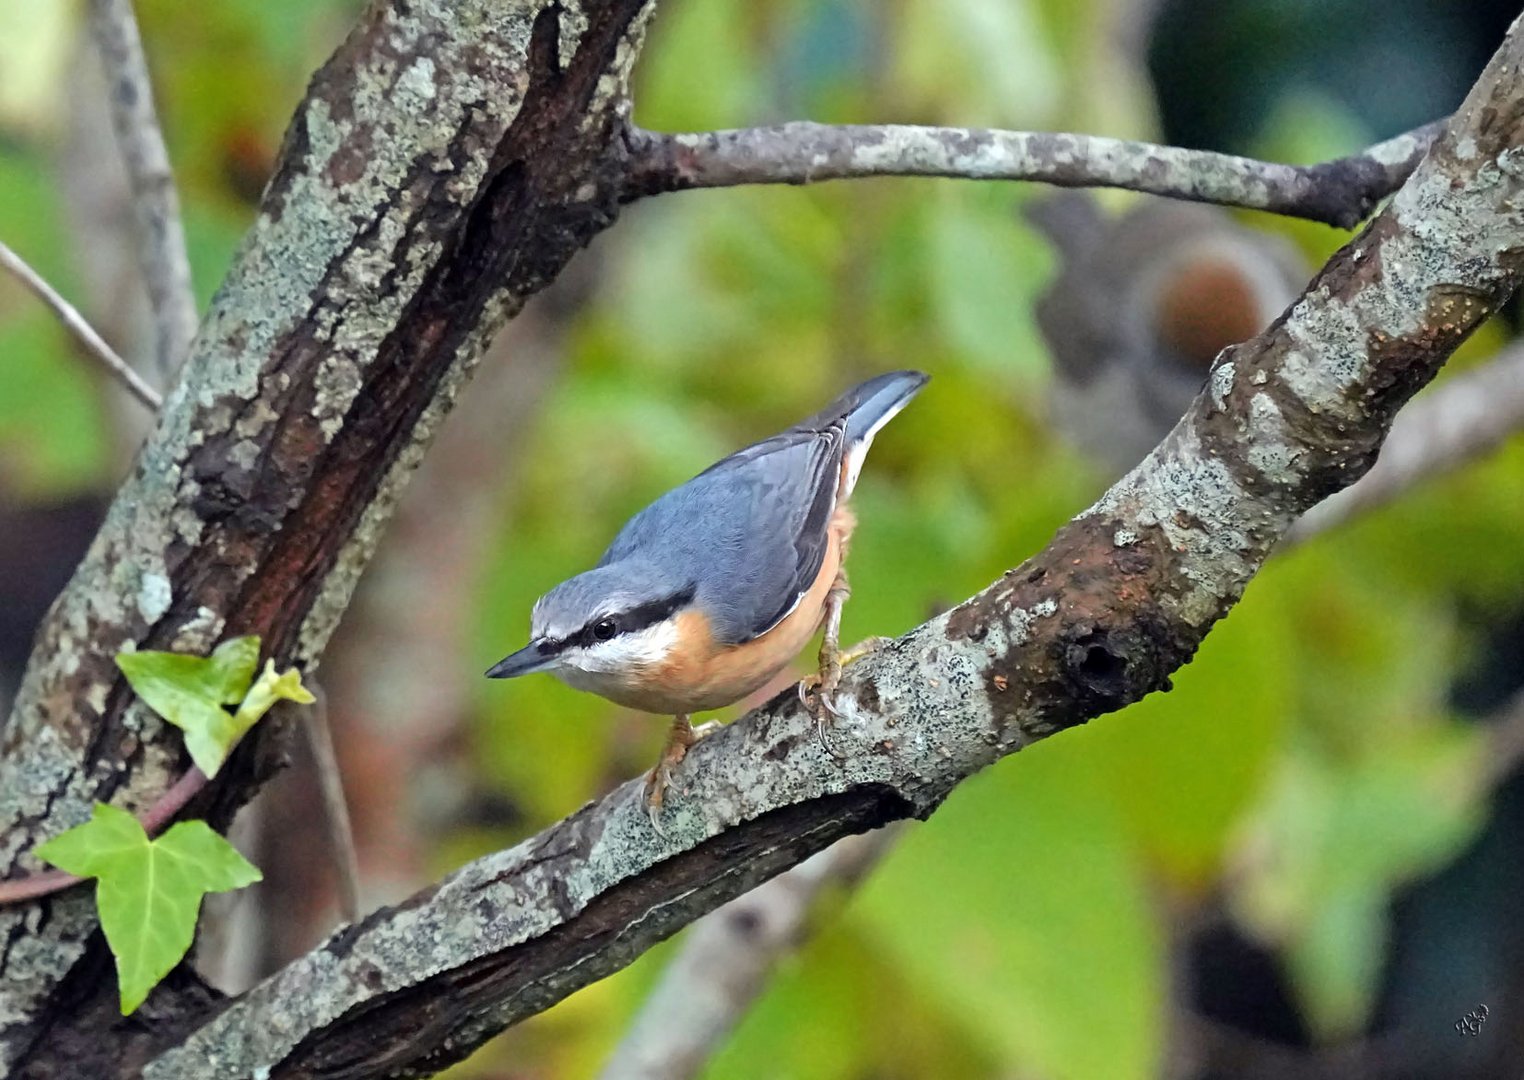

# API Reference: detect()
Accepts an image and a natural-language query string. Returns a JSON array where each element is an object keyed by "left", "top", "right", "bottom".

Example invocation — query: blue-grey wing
[{"left": 600, "top": 420, "right": 846, "bottom": 645}]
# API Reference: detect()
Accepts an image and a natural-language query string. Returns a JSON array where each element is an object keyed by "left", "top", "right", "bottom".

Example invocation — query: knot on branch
[{"left": 1065, "top": 629, "right": 1130, "bottom": 702}]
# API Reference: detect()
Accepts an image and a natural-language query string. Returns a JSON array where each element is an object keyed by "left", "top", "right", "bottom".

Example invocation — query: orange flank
[{"left": 626, "top": 506, "right": 857, "bottom": 715}]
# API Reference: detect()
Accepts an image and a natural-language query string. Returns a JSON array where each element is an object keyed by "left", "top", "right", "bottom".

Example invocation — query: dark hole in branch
[{"left": 1079, "top": 644, "right": 1124, "bottom": 681}]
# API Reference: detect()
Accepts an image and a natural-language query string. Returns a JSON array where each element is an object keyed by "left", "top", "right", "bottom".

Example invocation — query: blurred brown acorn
[{"left": 1025, "top": 191, "right": 1309, "bottom": 475}]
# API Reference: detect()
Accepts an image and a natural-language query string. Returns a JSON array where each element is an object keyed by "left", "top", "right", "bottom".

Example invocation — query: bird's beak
[{"left": 485, "top": 640, "right": 556, "bottom": 679}]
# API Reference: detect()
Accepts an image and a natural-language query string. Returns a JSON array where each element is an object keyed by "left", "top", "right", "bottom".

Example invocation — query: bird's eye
[{"left": 592, "top": 617, "right": 618, "bottom": 642}]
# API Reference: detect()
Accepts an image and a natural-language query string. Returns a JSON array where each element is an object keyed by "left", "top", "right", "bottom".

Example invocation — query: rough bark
[
  {"left": 140, "top": 18, "right": 1524, "bottom": 1080},
  {"left": 1288, "top": 340, "right": 1524, "bottom": 541},
  {"left": 0, "top": 0, "right": 654, "bottom": 1072}
]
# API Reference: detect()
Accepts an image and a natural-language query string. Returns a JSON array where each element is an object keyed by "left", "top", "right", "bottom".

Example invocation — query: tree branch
[
  {"left": 1289, "top": 341, "right": 1524, "bottom": 542},
  {"left": 0, "top": 238, "right": 162, "bottom": 410},
  {"left": 143, "top": 19, "right": 1524, "bottom": 1078},
  {"left": 622, "top": 119, "right": 1444, "bottom": 228},
  {"left": 87, "top": 0, "right": 199, "bottom": 384},
  {"left": 300, "top": 688, "right": 361, "bottom": 924},
  {"left": 599, "top": 338, "right": 1524, "bottom": 1080}
]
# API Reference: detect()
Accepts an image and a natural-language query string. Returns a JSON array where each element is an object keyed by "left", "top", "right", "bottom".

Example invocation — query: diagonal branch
[
  {"left": 622, "top": 119, "right": 1444, "bottom": 228},
  {"left": 0, "top": 238, "right": 162, "bottom": 410},
  {"left": 144, "top": 20, "right": 1524, "bottom": 1079},
  {"left": 1289, "top": 341, "right": 1524, "bottom": 541},
  {"left": 87, "top": 0, "right": 200, "bottom": 384},
  {"left": 597, "top": 338, "right": 1524, "bottom": 1080}
]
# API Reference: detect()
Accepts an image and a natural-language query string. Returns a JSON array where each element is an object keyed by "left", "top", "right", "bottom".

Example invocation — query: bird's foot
[
  {"left": 644, "top": 716, "right": 719, "bottom": 835},
  {"left": 799, "top": 635, "right": 893, "bottom": 758}
]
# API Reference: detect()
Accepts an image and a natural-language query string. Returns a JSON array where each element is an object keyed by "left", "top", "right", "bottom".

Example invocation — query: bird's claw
[
  {"left": 643, "top": 766, "right": 674, "bottom": 837},
  {"left": 799, "top": 672, "right": 847, "bottom": 760},
  {"left": 800, "top": 635, "right": 894, "bottom": 760},
  {"left": 643, "top": 718, "right": 720, "bottom": 836}
]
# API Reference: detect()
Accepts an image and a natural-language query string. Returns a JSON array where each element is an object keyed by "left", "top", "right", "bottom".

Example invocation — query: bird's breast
[{"left": 621, "top": 506, "right": 854, "bottom": 714}]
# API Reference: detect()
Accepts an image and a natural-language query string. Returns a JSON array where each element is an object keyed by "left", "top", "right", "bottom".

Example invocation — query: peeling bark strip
[
  {"left": 622, "top": 120, "right": 1444, "bottom": 228},
  {"left": 149, "top": 21, "right": 1524, "bottom": 1080},
  {"left": 0, "top": 0, "right": 655, "bottom": 1071}
]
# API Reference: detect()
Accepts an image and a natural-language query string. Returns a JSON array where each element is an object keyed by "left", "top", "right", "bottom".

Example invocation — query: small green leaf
[
  {"left": 115, "top": 638, "right": 311, "bottom": 777},
  {"left": 35, "top": 803, "right": 260, "bottom": 1013},
  {"left": 233, "top": 659, "right": 317, "bottom": 730},
  {"left": 31, "top": 800, "right": 145, "bottom": 879}
]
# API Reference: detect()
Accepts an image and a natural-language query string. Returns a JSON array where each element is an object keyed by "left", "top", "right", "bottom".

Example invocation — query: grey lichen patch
[
  {"left": 136, "top": 572, "right": 173, "bottom": 624},
  {"left": 395, "top": 56, "right": 439, "bottom": 109},
  {"left": 1209, "top": 361, "right": 1235, "bottom": 410},
  {"left": 1090, "top": 418, "right": 1268, "bottom": 625},
  {"left": 226, "top": 439, "right": 261, "bottom": 472},
  {"left": 234, "top": 398, "right": 281, "bottom": 440},
  {"left": 1279, "top": 295, "right": 1369, "bottom": 415},
  {"left": 1243, "top": 392, "right": 1301, "bottom": 483},
  {"left": 312, "top": 356, "right": 365, "bottom": 440},
  {"left": 556, "top": 0, "right": 592, "bottom": 70},
  {"left": 172, "top": 606, "right": 225, "bottom": 650}
]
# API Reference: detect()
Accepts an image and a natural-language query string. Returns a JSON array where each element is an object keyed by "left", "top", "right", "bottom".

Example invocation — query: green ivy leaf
[
  {"left": 115, "top": 638, "right": 312, "bottom": 777},
  {"left": 234, "top": 659, "right": 317, "bottom": 730},
  {"left": 35, "top": 803, "right": 261, "bottom": 1013}
]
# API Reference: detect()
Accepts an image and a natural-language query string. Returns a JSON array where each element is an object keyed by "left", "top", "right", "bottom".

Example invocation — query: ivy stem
[{"left": 0, "top": 767, "right": 209, "bottom": 904}]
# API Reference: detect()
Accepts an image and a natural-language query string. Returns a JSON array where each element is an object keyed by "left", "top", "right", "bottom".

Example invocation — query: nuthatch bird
[{"left": 487, "top": 371, "right": 928, "bottom": 828}]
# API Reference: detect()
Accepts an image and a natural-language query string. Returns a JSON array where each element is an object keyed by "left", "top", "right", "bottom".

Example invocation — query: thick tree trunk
[{"left": 0, "top": 1, "right": 654, "bottom": 1073}]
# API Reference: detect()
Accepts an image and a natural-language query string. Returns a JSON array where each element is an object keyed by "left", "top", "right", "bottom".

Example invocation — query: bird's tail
[
  {"left": 797, "top": 369, "right": 929, "bottom": 447},
  {"left": 799, "top": 369, "right": 928, "bottom": 496}
]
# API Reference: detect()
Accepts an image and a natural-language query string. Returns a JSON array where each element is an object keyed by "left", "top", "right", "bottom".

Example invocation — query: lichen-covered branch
[
  {"left": 592, "top": 336, "right": 1524, "bottom": 1080},
  {"left": 88, "top": 0, "right": 199, "bottom": 383},
  {"left": 623, "top": 119, "right": 1443, "bottom": 228},
  {"left": 1289, "top": 341, "right": 1524, "bottom": 541},
  {"left": 144, "top": 20, "right": 1524, "bottom": 1080},
  {"left": 0, "top": 0, "right": 656, "bottom": 1072}
]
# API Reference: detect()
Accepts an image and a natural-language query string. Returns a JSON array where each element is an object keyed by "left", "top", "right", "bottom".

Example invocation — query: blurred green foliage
[{"left": 2, "top": 2, "right": 1520, "bottom": 1078}]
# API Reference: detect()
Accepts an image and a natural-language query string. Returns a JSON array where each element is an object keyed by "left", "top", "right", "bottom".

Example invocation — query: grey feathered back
[{"left": 597, "top": 371, "right": 927, "bottom": 645}]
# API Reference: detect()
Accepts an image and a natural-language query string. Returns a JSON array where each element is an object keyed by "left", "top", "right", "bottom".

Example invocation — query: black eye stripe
[{"left": 544, "top": 583, "right": 697, "bottom": 654}]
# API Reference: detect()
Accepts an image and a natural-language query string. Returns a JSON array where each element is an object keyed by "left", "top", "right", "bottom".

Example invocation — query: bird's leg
[
  {"left": 800, "top": 569, "right": 898, "bottom": 756},
  {"left": 644, "top": 714, "right": 719, "bottom": 833}
]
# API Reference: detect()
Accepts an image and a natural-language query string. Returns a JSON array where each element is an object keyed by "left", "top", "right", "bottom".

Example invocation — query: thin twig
[
  {"left": 0, "top": 767, "right": 206, "bottom": 904},
  {"left": 1288, "top": 343, "right": 1524, "bottom": 544},
  {"left": 0, "top": 238, "right": 162, "bottom": 410},
  {"left": 623, "top": 120, "right": 1444, "bottom": 229},
  {"left": 301, "top": 688, "right": 362, "bottom": 923},
  {"left": 598, "top": 827, "right": 901, "bottom": 1080},
  {"left": 88, "top": 0, "right": 198, "bottom": 383}
]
